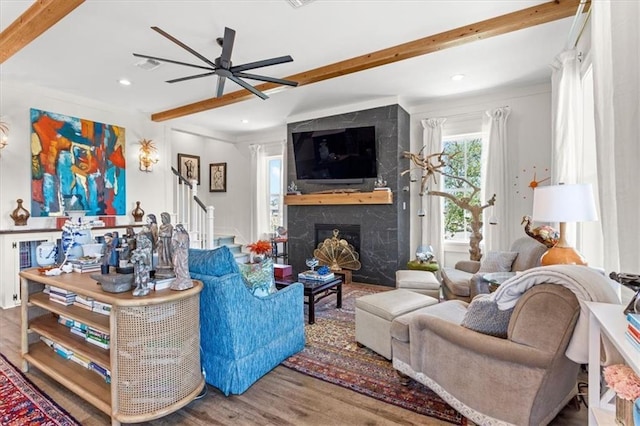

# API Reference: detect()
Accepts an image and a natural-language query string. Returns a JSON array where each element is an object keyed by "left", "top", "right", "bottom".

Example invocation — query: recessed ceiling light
[
  {"left": 286, "top": 0, "right": 315, "bottom": 8},
  {"left": 451, "top": 74, "right": 465, "bottom": 81},
  {"left": 241, "top": 119, "right": 249, "bottom": 124},
  {"left": 118, "top": 79, "right": 132, "bottom": 86}
]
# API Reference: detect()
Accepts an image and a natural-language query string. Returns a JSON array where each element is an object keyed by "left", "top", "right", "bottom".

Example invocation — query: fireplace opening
[{"left": 315, "top": 224, "right": 361, "bottom": 254}]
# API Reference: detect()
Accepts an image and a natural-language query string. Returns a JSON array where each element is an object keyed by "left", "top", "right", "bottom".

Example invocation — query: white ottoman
[
  {"left": 355, "top": 289, "right": 439, "bottom": 359},
  {"left": 396, "top": 270, "right": 441, "bottom": 299}
]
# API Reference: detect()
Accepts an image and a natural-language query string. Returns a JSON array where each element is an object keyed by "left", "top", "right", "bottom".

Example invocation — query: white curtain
[
  {"left": 550, "top": 48, "right": 583, "bottom": 247},
  {"left": 592, "top": 0, "right": 640, "bottom": 272},
  {"left": 482, "top": 107, "right": 510, "bottom": 252},
  {"left": 249, "top": 144, "right": 268, "bottom": 242},
  {"left": 550, "top": 49, "right": 583, "bottom": 186},
  {"left": 421, "top": 118, "right": 446, "bottom": 263}
]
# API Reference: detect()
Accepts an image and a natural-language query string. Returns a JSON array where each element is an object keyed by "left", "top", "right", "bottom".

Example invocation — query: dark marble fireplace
[{"left": 286, "top": 104, "right": 411, "bottom": 287}]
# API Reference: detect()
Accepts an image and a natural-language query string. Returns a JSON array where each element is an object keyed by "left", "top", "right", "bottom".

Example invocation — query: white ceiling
[{"left": 0, "top": 0, "right": 575, "bottom": 138}]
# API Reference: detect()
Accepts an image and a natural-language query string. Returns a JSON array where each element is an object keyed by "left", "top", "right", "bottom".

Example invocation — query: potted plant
[{"left": 246, "top": 240, "right": 272, "bottom": 263}]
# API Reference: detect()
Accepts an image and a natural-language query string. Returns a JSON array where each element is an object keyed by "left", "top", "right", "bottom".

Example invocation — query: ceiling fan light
[
  {"left": 135, "top": 58, "right": 162, "bottom": 71},
  {"left": 286, "top": 0, "right": 315, "bottom": 8}
]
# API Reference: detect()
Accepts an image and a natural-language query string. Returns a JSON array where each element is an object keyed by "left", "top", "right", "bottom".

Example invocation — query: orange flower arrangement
[{"left": 246, "top": 240, "right": 272, "bottom": 256}]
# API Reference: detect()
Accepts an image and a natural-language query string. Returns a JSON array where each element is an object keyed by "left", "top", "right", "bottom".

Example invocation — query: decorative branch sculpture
[{"left": 402, "top": 148, "right": 496, "bottom": 261}]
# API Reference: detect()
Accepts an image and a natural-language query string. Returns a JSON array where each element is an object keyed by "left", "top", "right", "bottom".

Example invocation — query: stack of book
[
  {"left": 74, "top": 295, "right": 94, "bottom": 311},
  {"left": 626, "top": 312, "right": 640, "bottom": 351},
  {"left": 89, "top": 361, "right": 111, "bottom": 383},
  {"left": 152, "top": 277, "right": 175, "bottom": 291},
  {"left": 86, "top": 327, "right": 110, "bottom": 349},
  {"left": 70, "top": 321, "right": 88, "bottom": 338},
  {"left": 49, "top": 286, "right": 76, "bottom": 306},
  {"left": 298, "top": 271, "right": 336, "bottom": 282},
  {"left": 92, "top": 301, "right": 112, "bottom": 316},
  {"left": 70, "top": 353, "right": 91, "bottom": 369},
  {"left": 71, "top": 260, "right": 101, "bottom": 274},
  {"left": 53, "top": 342, "right": 73, "bottom": 360}
]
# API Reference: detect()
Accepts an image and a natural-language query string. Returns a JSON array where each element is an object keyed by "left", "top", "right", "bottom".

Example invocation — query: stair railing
[{"left": 171, "top": 167, "right": 215, "bottom": 249}]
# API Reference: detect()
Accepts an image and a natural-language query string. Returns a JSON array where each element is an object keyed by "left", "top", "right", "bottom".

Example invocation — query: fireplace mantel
[{"left": 284, "top": 191, "right": 392, "bottom": 206}]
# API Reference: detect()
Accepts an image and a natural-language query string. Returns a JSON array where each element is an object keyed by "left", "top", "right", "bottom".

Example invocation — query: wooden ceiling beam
[
  {"left": 151, "top": 0, "right": 583, "bottom": 122},
  {"left": 0, "top": 0, "right": 85, "bottom": 64}
]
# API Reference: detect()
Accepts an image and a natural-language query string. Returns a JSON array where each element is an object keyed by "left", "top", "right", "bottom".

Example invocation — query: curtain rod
[
  {"left": 566, "top": 0, "right": 590, "bottom": 49},
  {"left": 424, "top": 106, "right": 509, "bottom": 121}
]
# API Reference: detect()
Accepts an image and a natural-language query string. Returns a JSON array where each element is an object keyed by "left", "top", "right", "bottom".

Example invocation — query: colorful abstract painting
[{"left": 30, "top": 108, "right": 126, "bottom": 216}]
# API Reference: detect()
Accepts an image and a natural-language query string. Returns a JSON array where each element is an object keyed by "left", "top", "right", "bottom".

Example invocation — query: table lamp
[{"left": 532, "top": 183, "right": 597, "bottom": 266}]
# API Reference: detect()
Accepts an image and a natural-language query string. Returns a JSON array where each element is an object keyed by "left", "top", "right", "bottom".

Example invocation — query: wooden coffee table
[{"left": 274, "top": 274, "right": 342, "bottom": 324}]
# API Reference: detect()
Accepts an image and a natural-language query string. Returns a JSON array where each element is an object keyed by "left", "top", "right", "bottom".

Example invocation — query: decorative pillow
[
  {"left": 478, "top": 251, "right": 518, "bottom": 273},
  {"left": 461, "top": 294, "right": 514, "bottom": 338},
  {"left": 238, "top": 258, "right": 277, "bottom": 297}
]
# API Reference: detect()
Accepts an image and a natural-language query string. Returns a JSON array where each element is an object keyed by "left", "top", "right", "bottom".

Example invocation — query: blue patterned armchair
[{"left": 189, "top": 246, "right": 305, "bottom": 395}]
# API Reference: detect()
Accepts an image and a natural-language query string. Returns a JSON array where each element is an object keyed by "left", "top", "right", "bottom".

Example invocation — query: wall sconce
[
  {"left": 0, "top": 121, "right": 8, "bottom": 151},
  {"left": 138, "top": 138, "right": 159, "bottom": 172}
]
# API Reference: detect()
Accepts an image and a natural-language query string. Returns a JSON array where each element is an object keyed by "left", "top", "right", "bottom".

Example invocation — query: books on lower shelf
[
  {"left": 49, "top": 286, "right": 76, "bottom": 306},
  {"left": 298, "top": 271, "right": 336, "bottom": 282},
  {"left": 92, "top": 301, "right": 112, "bottom": 316},
  {"left": 89, "top": 361, "right": 111, "bottom": 383},
  {"left": 74, "top": 295, "right": 94, "bottom": 310},
  {"left": 53, "top": 342, "right": 73, "bottom": 360},
  {"left": 86, "top": 327, "right": 110, "bottom": 349}
]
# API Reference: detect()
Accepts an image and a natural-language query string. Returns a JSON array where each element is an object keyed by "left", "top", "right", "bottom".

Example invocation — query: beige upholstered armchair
[
  {"left": 440, "top": 237, "right": 547, "bottom": 301},
  {"left": 391, "top": 284, "right": 581, "bottom": 425}
]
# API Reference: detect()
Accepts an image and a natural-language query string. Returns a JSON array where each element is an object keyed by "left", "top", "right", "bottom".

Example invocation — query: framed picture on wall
[
  {"left": 209, "top": 162, "right": 227, "bottom": 192},
  {"left": 177, "top": 153, "right": 200, "bottom": 185}
]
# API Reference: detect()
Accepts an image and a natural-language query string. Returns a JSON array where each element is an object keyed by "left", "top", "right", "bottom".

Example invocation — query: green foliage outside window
[{"left": 443, "top": 136, "right": 483, "bottom": 241}]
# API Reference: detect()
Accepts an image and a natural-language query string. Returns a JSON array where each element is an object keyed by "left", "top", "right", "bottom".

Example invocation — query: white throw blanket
[{"left": 489, "top": 265, "right": 621, "bottom": 364}]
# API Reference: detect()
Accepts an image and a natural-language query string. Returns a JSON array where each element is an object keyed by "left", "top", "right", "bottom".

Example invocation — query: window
[
  {"left": 267, "top": 156, "right": 283, "bottom": 232},
  {"left": 442, "top": 133, "right": 483, "bottom": 242}
]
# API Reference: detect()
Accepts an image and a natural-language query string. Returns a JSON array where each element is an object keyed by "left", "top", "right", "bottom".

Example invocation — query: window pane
[
  {"left": 268, "top": 158, "right": 283, "bottom": 230},
  {"left": 442, "top": 134, "right": 483, "bottom": 241}
]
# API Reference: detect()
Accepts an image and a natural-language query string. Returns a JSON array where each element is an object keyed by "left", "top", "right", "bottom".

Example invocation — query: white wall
[
  {"left": 407, "top": 83, "right": 553, "bottom": 267},
  {"left": 0, "top": 82, "right": 171, "bottom": 230},
  {"left": 170, "top": 130, "right": 253, "bottom": 244}
]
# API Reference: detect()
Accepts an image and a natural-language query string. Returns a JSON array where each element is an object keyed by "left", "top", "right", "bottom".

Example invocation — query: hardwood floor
[{"left": 0, "top": 304, "right": 587, "bottom": 425}]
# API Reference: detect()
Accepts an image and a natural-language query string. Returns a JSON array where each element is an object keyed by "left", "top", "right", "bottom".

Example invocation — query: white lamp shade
[{"left": 532, "top": 184, "right": 598, "bottom": 223}]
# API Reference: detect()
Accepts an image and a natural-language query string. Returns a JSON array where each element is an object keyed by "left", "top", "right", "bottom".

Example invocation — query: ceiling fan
[{"left": 133, "top": 26, "right": 298, "bottom": 100}]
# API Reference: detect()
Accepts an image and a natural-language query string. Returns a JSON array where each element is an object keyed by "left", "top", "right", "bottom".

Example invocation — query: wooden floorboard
[{"left": 0, "top": 295, "right": 587, "bottom": 425}]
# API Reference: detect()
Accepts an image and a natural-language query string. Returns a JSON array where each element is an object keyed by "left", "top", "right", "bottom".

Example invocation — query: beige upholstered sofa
[
  {"left": 391, "top": 284, "right": 581, "bottom": 425},
  {"left": 440, "top": 237, "right": 547, "bottom": 301}
]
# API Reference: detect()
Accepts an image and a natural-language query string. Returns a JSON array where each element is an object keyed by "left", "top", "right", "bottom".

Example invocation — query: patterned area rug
[
  {"left": 0, "top": 353, "right": 80, "bottom": 426},
  {"left": 282, "top": 283, "right": 467, "bottom": 425}
]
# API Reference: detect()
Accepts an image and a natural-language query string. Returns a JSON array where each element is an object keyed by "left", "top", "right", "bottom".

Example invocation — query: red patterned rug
[
  {"left": 0, "top": 353, "right": 80, "bottom": 426},
  {"left": 282, "top": 283, "right": 467, "bottom": 425}
]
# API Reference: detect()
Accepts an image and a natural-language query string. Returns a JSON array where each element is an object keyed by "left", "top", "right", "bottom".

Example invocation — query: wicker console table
[{"left": 19, "top": 269, "right": 204, "bottom": 426}]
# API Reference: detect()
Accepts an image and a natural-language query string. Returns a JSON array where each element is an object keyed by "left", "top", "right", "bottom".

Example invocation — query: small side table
[{"left": 334, "top": 269, "right": 352, "bottom": 284}]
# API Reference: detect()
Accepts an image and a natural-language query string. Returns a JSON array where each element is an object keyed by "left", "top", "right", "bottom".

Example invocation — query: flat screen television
[{"left": 291, "top": 126, "right": 377, "bottom": 184}]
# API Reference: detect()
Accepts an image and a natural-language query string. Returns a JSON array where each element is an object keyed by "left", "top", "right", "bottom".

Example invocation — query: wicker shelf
[
  {"left": 20, "top": 269, "right": 204, "bottom": 425},
  {"left": 284, "top": 190, "right": 393, "bottom": 206}
]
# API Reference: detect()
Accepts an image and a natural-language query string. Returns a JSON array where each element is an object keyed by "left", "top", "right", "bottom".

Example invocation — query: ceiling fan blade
[
  {"left": 234, "top": 72, "right": 298, "bottom": 87},
  {"left": 166, "top": 71, "right": 217, "bottom": 84},
  {"left": 216, "top": 76, "right": 226, "bottom": 97},
  {"left": 219, "top": 27, "right": 235, "bottom": 69},
  {"left": 133, "top": 53, "right": 215, "bottom": 71},
  {"left": 151, "top": 26, "right": 217, "bottom": 68},
  {"left": 230, "top": 55, "right": 293, "bottom": 73},
  {"left": 228, "top": 75, "right": 268, "bottom": 100}
]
